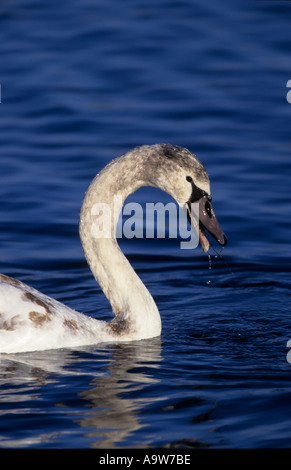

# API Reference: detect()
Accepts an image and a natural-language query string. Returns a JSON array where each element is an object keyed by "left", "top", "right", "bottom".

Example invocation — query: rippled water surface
[{"left": 1, "top": 0, "right": 291, "bottom": 449}]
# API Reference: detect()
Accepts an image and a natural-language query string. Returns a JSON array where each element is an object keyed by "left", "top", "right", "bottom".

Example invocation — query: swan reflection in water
[
  {"left": 77, "top": 338, "right": 163, "bottom": 448},
  {"left": 0, "top": 338, "right": 163, "bottom": 448}
]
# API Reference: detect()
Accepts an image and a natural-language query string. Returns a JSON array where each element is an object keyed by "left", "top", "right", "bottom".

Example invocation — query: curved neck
[{"left": 79, "top": 149, "right": 162, "bottom": 338}]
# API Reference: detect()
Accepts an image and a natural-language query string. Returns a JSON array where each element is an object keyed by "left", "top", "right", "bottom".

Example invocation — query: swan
[{"left": 0, "top": 144, "right": 227, "bottom": 353}]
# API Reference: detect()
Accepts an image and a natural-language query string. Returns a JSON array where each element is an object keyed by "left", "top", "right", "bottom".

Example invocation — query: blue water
[{"left": 0, "top": 0, "right": 291, "bottom": 449}]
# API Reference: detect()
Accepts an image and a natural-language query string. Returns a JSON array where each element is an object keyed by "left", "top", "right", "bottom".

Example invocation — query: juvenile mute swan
[{"left": 0, "top": 144, "right": 227, "bottom": 353}]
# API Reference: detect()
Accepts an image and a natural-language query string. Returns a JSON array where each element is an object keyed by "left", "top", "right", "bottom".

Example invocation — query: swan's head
[{"left": 151, "top": 144, "right": 227, "bottom": 253}]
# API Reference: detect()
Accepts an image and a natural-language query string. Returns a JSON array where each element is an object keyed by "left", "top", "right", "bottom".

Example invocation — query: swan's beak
[{"left": 187, "top": 196, "right": 227, "bottom": 253}]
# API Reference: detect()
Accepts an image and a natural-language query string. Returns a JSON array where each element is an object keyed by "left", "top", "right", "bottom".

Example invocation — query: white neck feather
[{"left": 79, "top": 148, "right": 162, "bottom": 339}]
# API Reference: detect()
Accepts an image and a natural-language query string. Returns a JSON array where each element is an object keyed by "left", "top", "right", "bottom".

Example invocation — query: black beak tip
[{"left": 220, "top": 234, "right": 228, "bottom": 247}]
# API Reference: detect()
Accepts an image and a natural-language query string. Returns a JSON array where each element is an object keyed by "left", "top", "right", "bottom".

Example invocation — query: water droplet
[
  {"left": 206, "top": 280, "right": 211, "bottom": 285},
  {"left": 208, "top": 254, "right": 212, "bottom": 270}
]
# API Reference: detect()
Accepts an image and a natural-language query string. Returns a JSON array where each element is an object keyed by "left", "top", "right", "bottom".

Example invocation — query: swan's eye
[
  {"left": 205, "top": 200, "right": 212, "bottom": 218},
  {"left": 186, "top": 176, "right": 192, "bottom": 183}
]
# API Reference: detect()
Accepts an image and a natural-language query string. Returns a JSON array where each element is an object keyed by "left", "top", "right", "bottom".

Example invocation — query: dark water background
[{"left": 0, "top": 0, "right": 291, "bottom": 449}]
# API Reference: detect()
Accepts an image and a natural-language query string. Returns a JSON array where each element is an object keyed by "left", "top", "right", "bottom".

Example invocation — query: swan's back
[{"left": 0, "top": 274, "right": 112, "bottom": 353}]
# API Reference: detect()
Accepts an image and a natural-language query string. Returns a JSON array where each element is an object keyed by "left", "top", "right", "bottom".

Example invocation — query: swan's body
[{"left": 0, "top": 144, "right": 227, "bottom": 353}]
